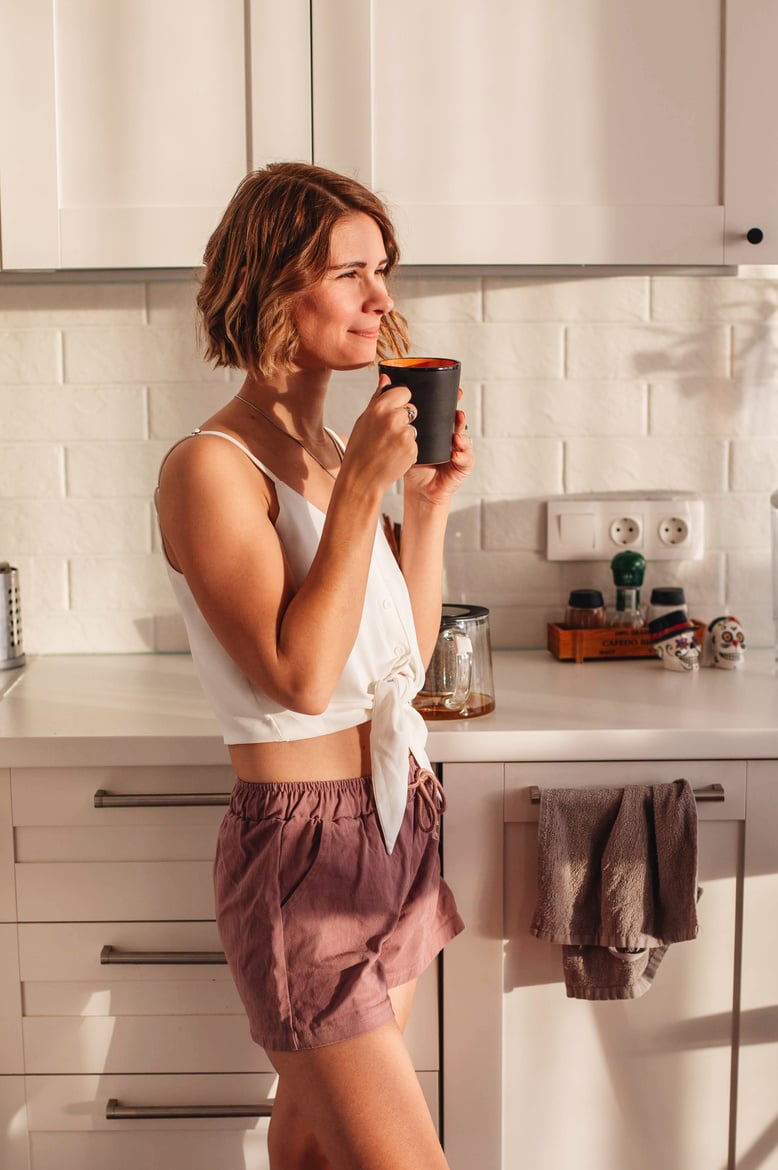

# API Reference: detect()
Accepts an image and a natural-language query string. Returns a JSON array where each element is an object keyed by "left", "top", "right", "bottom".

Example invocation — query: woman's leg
[{"left": 267, "top": 1014, "right": 448, "bottom": 1170}]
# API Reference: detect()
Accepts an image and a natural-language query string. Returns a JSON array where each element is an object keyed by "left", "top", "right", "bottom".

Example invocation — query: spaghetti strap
[{"left": 189, "top": 428, "right": 278, "bottom": 481}]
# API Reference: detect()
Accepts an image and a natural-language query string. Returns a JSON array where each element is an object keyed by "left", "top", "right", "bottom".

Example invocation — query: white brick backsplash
[
  {"left": 70, "top": 555, "right": 174, "bottom": 610},
  {"left": 149, "top": 382, "right": 238, "bottom": 439},
  {"left": 0, "top": 386, "right": 146, "bottom": 441},
  {"left": 0, "top": 445, "right": 63, "bottom": 498},
  {"left": 409, "top": 322, "right": 563, "bottom": 380},
  {"left": 483, "top": 498, "right": 545, "bottom": 551},
  {"left": 0, "top": 283, "right": 144, "bottom": 326},
  {"left": 728, "top": 549, "right": 772, "bottom": 607},
  {"left": 651, "top": 276, "right": 778, "bottom": 322},
  {"left": 444, "top": 549, "right": 562, "bottom": 608},
  {"left": 468, "top": 437, "right": 563, "bottom": 496},
  {"left": 705, "top": 494, "right": 769, "bottom": 550},
  {"left": 153, "top": 611, "right": 190, "bottom": 653},
  {"left": 66, "top": 440, "right": 169, "bottom": 498},
  {"left": 484, "top": 380, "right": 646, "bottom": 437},
  {"left": 393, "top": 276, "right": 482, "bottom": 322},
  {"left": 63, "top": 325, "right": 228, "bottom": 384},
  {"left": 0, "top": 500, "right": 150, "bottom": 556},
  {"left": 650, "top": 379, "right": 778, "bottom": 437},
  {"left": 27, "top": 610, "right": 156, "bottom": 654},
  {"left": 732, "top": 325, "right": 778, "bottom": 381},
  {"left": 731, "top": 440, "right": 778, "bottom": 492},
  {"left": 0, "top": 330, "right": 60, "bottom": 384},
  {"left": 565, "top": 437, "right": 727, "bottom": 494},
  {"left": 567, "top": 324, "right": 729, "bottom": 379},
  {"left": 7, "top": 557, "right": 68, "bottom": 611},
  {"left": 1, "top": 270, "right": 777, "bottom": 652},
  {"left": 146, "top": 281, "right": 199, "bottom": 324},
  {"left": 485, "top": 277, "right": 649, "bottom": 322}
]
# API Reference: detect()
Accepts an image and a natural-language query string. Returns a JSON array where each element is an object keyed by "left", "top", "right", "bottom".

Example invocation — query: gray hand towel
[{"left": 530, "top": 779, "right": 699, "bottom": 1000}]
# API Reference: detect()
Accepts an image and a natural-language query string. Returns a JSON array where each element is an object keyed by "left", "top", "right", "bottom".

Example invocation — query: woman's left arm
[{"left": 400, "top": 404, "right": 474, "bottom": 666}]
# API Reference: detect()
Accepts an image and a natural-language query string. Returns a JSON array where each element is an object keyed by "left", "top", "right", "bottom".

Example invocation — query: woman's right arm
[{"left": 157, "top": 386, "right": 415, "bottom": 715}]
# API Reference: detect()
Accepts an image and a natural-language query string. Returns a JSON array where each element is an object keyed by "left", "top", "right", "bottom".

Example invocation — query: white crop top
[{"left": 161, "top": 429, "right": 432, "bottom": 853}]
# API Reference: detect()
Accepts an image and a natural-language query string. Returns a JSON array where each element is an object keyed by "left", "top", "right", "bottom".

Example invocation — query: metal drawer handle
[
  {"left": 529, "top": 782, "right": 725, "bottom": 804},
  {"left": 93, "top": 789, "right": 230, "bottom": 808},
  {"left": 101, "top": 945, "right": 227, "bottom": 966},
  {"left": 106, "top": 1098, "right": 272, "bottom": 1120}
]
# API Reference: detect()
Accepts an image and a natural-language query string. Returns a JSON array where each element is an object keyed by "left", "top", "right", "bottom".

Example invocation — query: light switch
[{"left": 558, "top": 512, "right": 596, "bottom": 552}]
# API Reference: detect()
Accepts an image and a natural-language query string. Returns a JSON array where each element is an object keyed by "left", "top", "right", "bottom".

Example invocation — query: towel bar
[{"left": 528, "top": 782, "right": 725, "bottom": 804}]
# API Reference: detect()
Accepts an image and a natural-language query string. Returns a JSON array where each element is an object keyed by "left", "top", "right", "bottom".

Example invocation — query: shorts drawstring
[{"left": 408, "top": 765, "right": 447, "bottom": 838}]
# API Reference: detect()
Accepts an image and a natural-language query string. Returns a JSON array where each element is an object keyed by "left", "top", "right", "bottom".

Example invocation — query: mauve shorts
[{"left": 213, "top": 757, "right": 464, "bottom": 1052}]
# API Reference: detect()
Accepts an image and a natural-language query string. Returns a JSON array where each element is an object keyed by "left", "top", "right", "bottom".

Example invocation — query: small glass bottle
[
  {"left": 565, "top": 589, "right": 607, "bottom": 629},
  {"left": 647, "top": 586, "right": 687, "bottom": 624},
  {"left": 610, "top": 550, "right": 646, "bottom": 629}
]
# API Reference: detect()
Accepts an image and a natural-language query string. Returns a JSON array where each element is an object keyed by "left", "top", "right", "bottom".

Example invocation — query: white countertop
[{"left": 1, "top": 650, "right": 777, "bottom": 767}]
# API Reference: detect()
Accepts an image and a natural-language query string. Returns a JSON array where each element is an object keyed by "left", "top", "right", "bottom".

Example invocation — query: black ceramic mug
[{"left": 378, "top": 356, "right": 461, "bottom": 465}]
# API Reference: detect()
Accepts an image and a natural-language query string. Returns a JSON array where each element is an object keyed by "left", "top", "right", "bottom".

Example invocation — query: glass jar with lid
[
  {"left": 647, "top": 586, "right": 688, "bottom": 623},
  {"left": 565, "top": 589, "right": 607, "bottom": 629}
]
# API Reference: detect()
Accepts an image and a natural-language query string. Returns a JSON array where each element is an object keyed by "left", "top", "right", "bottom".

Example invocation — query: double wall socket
[{"left": 546, "top": 496, "right": 704, "bottom": 561}]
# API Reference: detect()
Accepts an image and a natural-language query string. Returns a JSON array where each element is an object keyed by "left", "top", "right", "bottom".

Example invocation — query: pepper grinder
[{"left": 610, "top": 550, "right": 646, "bottom": 629}]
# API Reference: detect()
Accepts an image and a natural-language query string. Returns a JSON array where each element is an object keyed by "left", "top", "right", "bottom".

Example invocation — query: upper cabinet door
[
  {"left": 0, "top": 0, "right": 311, "bottom": 269},
  {"left": 312, "top": 0, "right": 776, "bottom": 266}
]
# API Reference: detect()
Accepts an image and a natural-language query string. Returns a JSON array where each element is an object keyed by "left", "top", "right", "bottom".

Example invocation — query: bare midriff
[{"left": 228, "top": 720, "right": 373, "bottom": 784}]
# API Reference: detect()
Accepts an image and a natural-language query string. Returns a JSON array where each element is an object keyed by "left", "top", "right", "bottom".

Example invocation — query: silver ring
[{"left": 406, "top": 405, "right": 417, "bottom": 424}]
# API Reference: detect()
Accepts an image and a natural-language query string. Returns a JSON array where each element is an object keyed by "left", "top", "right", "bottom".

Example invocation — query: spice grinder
[{"left": 1, "top": 563, "right": 25, "bottom": 669}]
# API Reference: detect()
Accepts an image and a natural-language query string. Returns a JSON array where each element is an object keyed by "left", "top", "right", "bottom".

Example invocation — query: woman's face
[{"left": 292, "top": 212, "right": 394, "bottom": 371}]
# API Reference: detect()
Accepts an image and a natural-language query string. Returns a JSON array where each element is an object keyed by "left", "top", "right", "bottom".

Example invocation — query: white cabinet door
[
  {"left": 313, "top": 0, "right": 776, "bottom": 265},
  {"left": 736, "top": 760, "right": 778, "bottom": 1170},
  {"left": 442, "top": 760, "right": 745, "bottom": 1170},
  {"left": 0, "top": 0, "right": 311, "bottom": 269}
]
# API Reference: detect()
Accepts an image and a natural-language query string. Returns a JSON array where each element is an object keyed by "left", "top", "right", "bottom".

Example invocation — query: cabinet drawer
[
  {"left": 0, "top": 923, "right": 24, "bottom": 1072},
  {"left": 504, "top": 759, "right": 747, "bottom": 823},
  {"left": 19, "top": 922, "right": 229, "bottom": 983},
  {"left": 21, "top": 962, "right": 439, "bottom": 1074},
  {"left": 25, "top": 1071, "right": 439, "bottom": 1170},
  {"left": 11, "top": 766, "right": 234, "bottom": 827},
  {"left": 16, "top": 860, "right": 215, "bottom": 921}
]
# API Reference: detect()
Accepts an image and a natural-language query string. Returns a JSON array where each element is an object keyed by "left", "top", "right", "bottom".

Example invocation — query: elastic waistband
[{"left": 229, "top": 774, "right": 374, "bottom": 823}]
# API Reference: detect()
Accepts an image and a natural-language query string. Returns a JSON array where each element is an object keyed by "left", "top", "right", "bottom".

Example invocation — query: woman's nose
[{"left": 368, "top": 282, "right": 393, "bottom": 313}]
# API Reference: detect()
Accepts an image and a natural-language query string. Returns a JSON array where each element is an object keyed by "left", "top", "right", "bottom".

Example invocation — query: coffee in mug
[{"left": 378, "top": 356, "right": 461, "bottom": 465}]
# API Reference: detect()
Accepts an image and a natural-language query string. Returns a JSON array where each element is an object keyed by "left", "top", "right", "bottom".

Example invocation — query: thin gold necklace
[{"left": 233, "top": 393, "right": 342, "bottom": 480}]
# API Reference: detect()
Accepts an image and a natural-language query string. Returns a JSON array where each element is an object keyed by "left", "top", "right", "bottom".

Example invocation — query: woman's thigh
[{"left": 267, "top": 1018, "right": 448, "bottom": 1170}]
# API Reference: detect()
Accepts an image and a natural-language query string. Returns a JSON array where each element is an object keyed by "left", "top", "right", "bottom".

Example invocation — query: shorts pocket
[{"left": 278, "top": 816, "right": 327, "bottom": 910}]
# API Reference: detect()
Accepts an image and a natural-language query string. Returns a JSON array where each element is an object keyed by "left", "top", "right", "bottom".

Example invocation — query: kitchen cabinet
[
  {"left": 0, "top": 0, "right": 311, "bottom": 269},
  {"left": 442, "top": 760, "right": 747, "bottom": 1170},
  {"left": 6, "top": 762, "right": 440, "bottom": 1170},
  {"left": 313, "top": 0, "right": 778, "bottom": 265}
]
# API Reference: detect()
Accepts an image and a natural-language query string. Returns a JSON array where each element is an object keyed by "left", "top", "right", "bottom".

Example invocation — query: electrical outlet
[{"left": 546, "top": 496, "right": 704, "bottom": 561}]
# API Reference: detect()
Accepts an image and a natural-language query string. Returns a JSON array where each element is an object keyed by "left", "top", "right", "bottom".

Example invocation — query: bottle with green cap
[{"left": 610, "top": 550, "right": 646, "bottom": 629}]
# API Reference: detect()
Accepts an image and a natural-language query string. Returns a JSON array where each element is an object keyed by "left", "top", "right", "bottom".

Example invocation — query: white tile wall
[{"left": 1, "top": 270, "right": 777, "bottom": 655}]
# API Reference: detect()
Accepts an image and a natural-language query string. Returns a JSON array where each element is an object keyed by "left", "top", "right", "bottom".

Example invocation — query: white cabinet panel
[
  {"left": 313, "top": 0, "right": 778, "bottom": 264},
  {"left": 0, "top": 0, "right": 312, "bottom": 269},
  {"left": 18, "top": 921, "right": 228, "bottom": 983},
  {"left": 442, "top": 760, "right": 745, "bottom": 1170},
  {"left": 0, "top": 769, "right": 15, "bottom": 920},
  {"left": 16, "top": 860, "right": 216, "bottom": 922},
  {"left": 24, "top": 1071, "right": 438, "bottom": 1169},
  {"left": 736, "top": 760, "right": 778, "bottom": 1170},
  {"left": 0, "top": 1077, "right": 29, "bottom": 1170},
  {"left": 0, "top": 925, "right": 24, "bottom": 1073},
  {"left": 11, "top": 766, "right": 233, "bottom": 827}
]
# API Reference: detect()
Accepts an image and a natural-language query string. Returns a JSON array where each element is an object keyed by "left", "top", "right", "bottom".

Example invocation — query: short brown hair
[{"left": 197, "top": 162, "right": 410, "bottom": 378}]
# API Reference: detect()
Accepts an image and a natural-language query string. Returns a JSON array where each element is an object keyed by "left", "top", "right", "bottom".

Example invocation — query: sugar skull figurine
[
  {"left": 648, "top": 610, "right": 701, "bottom": 673},
  {"left": 703, "top": 615, "right": 746, "bottom": 669}
]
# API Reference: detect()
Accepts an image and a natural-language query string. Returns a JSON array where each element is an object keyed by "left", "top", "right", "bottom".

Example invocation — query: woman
[{"left": 156, "top": 162, "right": 473, "bottom": 1170}]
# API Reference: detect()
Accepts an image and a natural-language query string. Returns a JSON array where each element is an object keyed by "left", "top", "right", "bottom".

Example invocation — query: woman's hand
[{"left": 404, "top": 391, "right": 474, "bottom": 506}]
